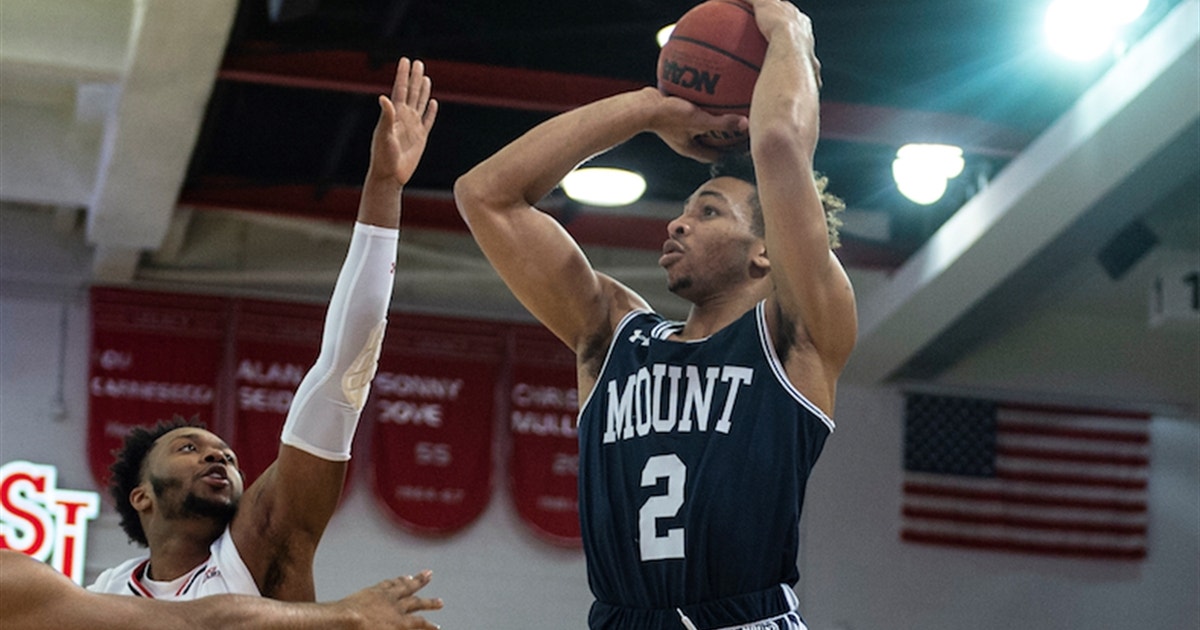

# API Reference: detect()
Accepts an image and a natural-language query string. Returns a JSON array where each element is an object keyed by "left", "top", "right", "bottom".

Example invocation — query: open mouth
[
  {"left": 660, "top": 239, "right": 684, "bottom": 266},
  {"left": 199, "top": 464, "right": 230, "bottom": 488}
]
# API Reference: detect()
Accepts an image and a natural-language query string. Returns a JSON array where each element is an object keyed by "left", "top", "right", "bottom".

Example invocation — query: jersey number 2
[{"left": 639, "top": 454, "right": 686, "bottom": 561}]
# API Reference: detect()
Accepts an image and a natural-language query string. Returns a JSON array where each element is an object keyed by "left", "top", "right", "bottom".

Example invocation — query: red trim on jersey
[{"left": 128, "top": 556, "right": 211, "bottom": 598}]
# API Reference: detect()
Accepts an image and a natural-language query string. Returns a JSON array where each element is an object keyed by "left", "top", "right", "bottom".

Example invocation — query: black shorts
[{"left": 588, "top": 584, "right": 805, "bottom": 630}]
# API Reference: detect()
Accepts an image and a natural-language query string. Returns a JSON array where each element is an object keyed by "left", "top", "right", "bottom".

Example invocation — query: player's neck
[
  {"left": 674, "top": 272, "right": 770, "bottom": 340},
  {"left": 679, "top": 291, "right": 761, "bottom": 340},
  {"left": 676, "top": 277, "right": 768, "bottom": 340},
  {"left": 145, "top": 519, "right": 224, "bottom": 581}
]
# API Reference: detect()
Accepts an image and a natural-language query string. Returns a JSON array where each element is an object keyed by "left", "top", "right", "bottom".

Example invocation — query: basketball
[{"left": 657, "top": 0, "right": 766, "bottom": 146}]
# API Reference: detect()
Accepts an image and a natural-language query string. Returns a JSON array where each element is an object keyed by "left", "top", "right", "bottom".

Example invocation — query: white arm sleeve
[{"left": 280, "top": 222, "right": 397, "bottom": 461}]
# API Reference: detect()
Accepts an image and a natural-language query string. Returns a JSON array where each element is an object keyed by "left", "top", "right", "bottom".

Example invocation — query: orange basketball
[{"left": 657, "top": 0, "right": 766, "bottom": 146}]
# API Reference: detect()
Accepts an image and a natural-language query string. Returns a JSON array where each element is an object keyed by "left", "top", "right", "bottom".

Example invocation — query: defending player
[
  {"left": 87, "top": 58, "right": 439, "bottom": 601},
  {"left": 2, "top": 550, "right": 442, "bottom": 629},
  {"left": 454, "top": 1, "right": 854, "bottom": 628}
]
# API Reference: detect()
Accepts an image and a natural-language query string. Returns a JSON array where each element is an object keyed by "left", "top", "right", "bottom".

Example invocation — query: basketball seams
[
  {"left": 696, "top": 103, "right": 752, "bottom": 112},
  {"left": 668, "top": 35, "right": 763, "bottom": 72},
  {"left": 712, "top": 0, "right": 755, "bottom": 18},
  {"left": 656, "top": 0, "right": 765, "bottom": 122}
]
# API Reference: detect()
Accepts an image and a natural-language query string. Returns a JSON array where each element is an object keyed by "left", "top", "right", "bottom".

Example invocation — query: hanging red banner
[
  {"left": 229, "top": 299, "right": 326, "bottom": 485},
  {"left": 368, "top": 315, "right": 504, "bottom": 536},
  {"left": 87, "top": 288, "right": 228, "bottom": 490},
  {"left": 508, "top": 325, "right": 582, "bottom": 546}
]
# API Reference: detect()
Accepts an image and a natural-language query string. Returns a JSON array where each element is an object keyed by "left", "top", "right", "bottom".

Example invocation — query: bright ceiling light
[
  {"left": 892, "top": 144, "right": 965, "bottom": 205},
  {"left": 1100, "top": 0, "right": 1149, "bottom": 24},
  {"left": 562, "top": 167, "right": 647, "bottom": 207},
  {"left": 1044, "top": 0, "right": 1146, "bottom": 60},
  {"left": 656, "top": 24, "right": 675, "bottom": 48}
]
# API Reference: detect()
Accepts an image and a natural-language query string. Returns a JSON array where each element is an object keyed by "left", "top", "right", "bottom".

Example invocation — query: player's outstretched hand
[
  {"left": 371, "top": 57, "right": 440, "bottom": 187},
  {"left": 334, "top": 570, "right": 444, "bottom": 629}
]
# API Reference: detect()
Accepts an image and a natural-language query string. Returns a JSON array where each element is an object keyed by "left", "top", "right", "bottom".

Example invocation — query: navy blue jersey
[{"left": 577, "top": 302, "right": 833, "bottom": 628}]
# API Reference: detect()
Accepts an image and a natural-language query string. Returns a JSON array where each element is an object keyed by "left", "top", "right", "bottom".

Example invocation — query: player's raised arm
[
  {"left": 230, "top": 57, "right": 437, "bottom": 600},
  {"left": 745, "top": 0, "right": 856, "bottom": 409},
  {"left": 454, "top": 89, "right": 742, "bottom": 362}
]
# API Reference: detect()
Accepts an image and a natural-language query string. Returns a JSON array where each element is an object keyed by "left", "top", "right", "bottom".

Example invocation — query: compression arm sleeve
[{"left": 280, "top": 222, "right": 397, "bottom": 461}]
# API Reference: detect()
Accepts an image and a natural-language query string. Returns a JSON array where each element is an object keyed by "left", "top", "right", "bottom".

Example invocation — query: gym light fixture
[
  {"left": 1044, "top": 0, "right": 1148, "bottom": 60},
  {"left": 656, "top": 24, "right": 676, "bottom": 48},
  {"left": 562, "top": 167, "right": 647, "bottom": 207},
  {"left": 892, "top": 144, "right": 965, "bottom": 205}
]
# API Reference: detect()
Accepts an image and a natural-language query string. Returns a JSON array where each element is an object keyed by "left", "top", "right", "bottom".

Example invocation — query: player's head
[
  {"left": 109, "top": 416, "right": 244, "bottom": 546},
  {"left": 663, "top": 165, "right": 763, "bottom": 300},
  {"left": 708, "top": 152, "right": 845, "bottom": 248}
]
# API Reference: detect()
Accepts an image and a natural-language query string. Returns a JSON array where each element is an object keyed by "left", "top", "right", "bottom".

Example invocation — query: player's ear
[
  {"left": 130, "top": 484, "right": 152, "bottom": 512},
  {"left": 750, "top": 244, "right": 770, "bottom": 278}
]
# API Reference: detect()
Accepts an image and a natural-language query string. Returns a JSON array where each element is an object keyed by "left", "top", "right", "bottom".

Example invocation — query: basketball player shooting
[
  {"left": 87, "top": 58, "right": 439, "bottom": 602},
  {"left": 454, "top": 1, "right": 855, "bottom": 628}
]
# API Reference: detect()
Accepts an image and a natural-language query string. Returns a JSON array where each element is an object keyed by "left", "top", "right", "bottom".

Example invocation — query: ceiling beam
[
  {"left": 219, "top": 48, "right": 1031, "bottom": 156},
  {"left": 179, "top": 179, "right": 907, "bottom": 269},
  {"left": 84, "top": 0, "right": 237, "bottom": 283}
]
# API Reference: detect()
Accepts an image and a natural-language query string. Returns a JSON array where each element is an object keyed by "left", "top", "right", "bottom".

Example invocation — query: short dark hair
[
  {"left": 710, "top": 152, "right": 845, "bottom": 248},
  {"left": 108, "top": 415, "right": 205, "bottom": 546}
]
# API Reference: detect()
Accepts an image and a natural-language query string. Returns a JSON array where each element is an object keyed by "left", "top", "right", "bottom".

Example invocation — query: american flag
[{"left": 901, "top": 393, "right": 1150, "bottom": 560}]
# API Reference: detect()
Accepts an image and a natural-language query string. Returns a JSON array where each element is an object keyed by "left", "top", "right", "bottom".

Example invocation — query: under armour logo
[{"left": 628, "top": 329, "right": 651, "bottom": 347}]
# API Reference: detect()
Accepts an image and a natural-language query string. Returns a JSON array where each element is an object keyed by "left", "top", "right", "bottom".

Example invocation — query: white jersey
[{"left": 87, "top": 527, "right": 259, "bottom": 598}]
